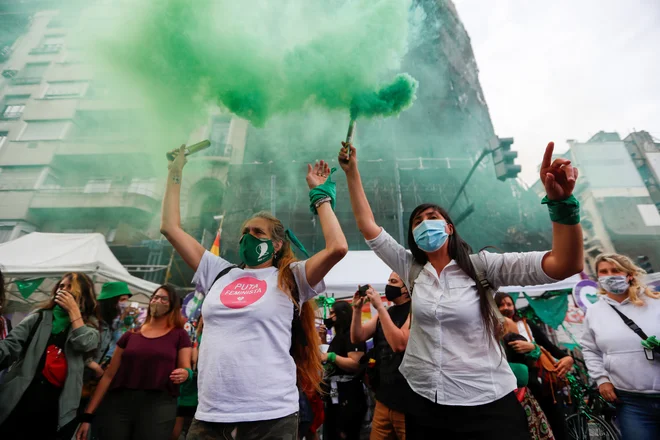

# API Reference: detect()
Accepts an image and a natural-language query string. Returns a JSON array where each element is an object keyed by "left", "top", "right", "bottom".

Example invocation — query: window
[
  {"left": 0, "top": 131, "right": 7, "bottom": 148},
  {"left": 19, "top": 121, "right": 70, "bottom": 141},
  {"left": 83, "top": 179, "right": 111, "bottom": 193},
  {"left": 44, "top": 82, "right": 87, "bottom": 99},
  {"left": 0, "top": 225, "right": 14, "bottom": 244},
  {"left": 0, "top": 167, "right": 43, "bottom": 190},
  {"left": 637, "top": 204, "right": 660, "bottom": 227},
  {"left": 127, "top": 178, "right": 157, "bottom": 197},
  {"left": 30, "top": 35, "right": 64, "bottom": 54},
  {"left": 13, "top": 63, "right": 49, "bottom": 85},
  {"left": 2, "top": 104, "right": 24, "bottom": 119}
]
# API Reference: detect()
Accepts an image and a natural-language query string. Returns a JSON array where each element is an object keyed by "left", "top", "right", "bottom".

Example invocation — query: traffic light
[
  {"left": 637, "top": 255, "right": 654, "bottom": 274},
  {"left": 492, "top": 137, "right": 521, "bottom": 181}
]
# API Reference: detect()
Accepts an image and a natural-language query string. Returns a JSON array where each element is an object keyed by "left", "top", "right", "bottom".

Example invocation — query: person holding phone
[
  {"left": 323, "top": 301, "right": 367, "bottom": 440},
  {"left": 338, "top": 141, "right": 583, "bottom": 439},
  {"left": 350, "top": 274, "right": 410, "bottom": 440},
  {"left": 0, "top": 273, "right": 100, "bottom": 439}
]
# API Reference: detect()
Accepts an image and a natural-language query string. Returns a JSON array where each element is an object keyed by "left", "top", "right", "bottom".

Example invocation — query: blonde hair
[{"left": 594, "top": 253, "right": 660, "bottom": 306}]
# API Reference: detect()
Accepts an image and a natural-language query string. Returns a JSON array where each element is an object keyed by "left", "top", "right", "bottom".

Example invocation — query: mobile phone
[
  {"left": 358, "top": 285, "right": 370, "bottom": 297},
  {"left": 130, "top": 301, "right": 139, "bottom": 309}
]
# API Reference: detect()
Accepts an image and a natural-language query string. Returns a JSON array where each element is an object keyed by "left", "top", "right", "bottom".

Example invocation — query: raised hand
[
  {"left": 365, "top": 286, "right": 384, "bottom": 311},
  {"left": 306, "top": 160, "right": 331, "bottom": 190},
  {"left": 168, "top": 144, "right": 188, "bottom": 174},
  {"left": 352, "top": 291, "right": 366, "bottom": 310},
  {"left": 55, "top": 290, "right": 82, "bottom": 320},
  {"left": 338, "top": 142, "right": 357, "bottom": 173},
  {"left": 540, "top": 142, "right": 578, "bottom": 201}
]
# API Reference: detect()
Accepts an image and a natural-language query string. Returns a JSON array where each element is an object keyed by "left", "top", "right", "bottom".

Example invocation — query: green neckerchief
[{"left": 52, "top": 305, "right": 71, "bottom": 334}]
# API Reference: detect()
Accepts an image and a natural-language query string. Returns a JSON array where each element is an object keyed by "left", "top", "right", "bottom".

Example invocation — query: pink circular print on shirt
[{"left": 220, "top": 277, "right": 267, "bottom": 309}]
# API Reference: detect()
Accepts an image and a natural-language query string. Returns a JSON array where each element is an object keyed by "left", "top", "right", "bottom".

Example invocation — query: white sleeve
[
  {"left": 481, "top": 250, "right": 558, "bottom": 290},
  {"left": 191, "top": 251, "right": 234, "bottom": 293},
  {"left": 291, "top": 260, "right": 326, "bottom": 304},
  {"left": 580, "top": 311, "right": 610, "bottom": 386},
  {"left": 365, "top": 228, "right": 414, "bottom": 288}
]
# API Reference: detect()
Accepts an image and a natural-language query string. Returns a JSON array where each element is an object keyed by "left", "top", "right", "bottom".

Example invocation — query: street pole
[{"left": 448, "top": 148, "right": 491, "bottom": 214}]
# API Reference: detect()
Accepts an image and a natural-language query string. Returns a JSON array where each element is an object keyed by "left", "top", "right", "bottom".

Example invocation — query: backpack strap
[
  {"left": 608, "top": 304, "right": 649, "bottom": 340},
  {"left": 211, "top": 265, "right": 239, "bottom": 290},
  {"left": 21, "top": 310, "right": 44, "bottom": 359},
  {"left": 408, "top": 262, "right": 424, "bottom": 296},
  {"left": 469, "top": 253, "right": 505, "bottom": 327}
]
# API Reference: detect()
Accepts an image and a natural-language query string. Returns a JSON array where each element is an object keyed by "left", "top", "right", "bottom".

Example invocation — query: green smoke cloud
[{"left": 84, "top": 0, "right": 417, "bottom": 128}]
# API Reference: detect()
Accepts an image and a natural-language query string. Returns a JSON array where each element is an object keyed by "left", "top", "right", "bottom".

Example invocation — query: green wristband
[
  {"left": 541, "top": 194, "right": 580, "bottom": 225},
  {"left": 327, "top": 352, "right": 337, "bottom": 363},
  {"left": 309, "top": 168, "right": 337, "bottom": 214},
  {"left": 525, "top": 344, "right": 541, "bottom": 361},
  {"left": 184, "top": 367, "right": 194, "bottom": 383}
]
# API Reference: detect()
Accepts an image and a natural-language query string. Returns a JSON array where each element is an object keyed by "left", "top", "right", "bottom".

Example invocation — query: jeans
[{"left": 616, "top": 391, "right": 660, "bottom": 440}]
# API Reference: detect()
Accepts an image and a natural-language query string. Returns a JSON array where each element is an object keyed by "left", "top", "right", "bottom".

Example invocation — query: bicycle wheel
[{"left": 566, "top": 413, "right": 619, "bottom": 440}]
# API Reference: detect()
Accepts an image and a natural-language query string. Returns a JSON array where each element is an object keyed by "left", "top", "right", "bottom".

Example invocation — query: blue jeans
[{"left": 617, "top": 391, "right": 660, "bottom": 440}]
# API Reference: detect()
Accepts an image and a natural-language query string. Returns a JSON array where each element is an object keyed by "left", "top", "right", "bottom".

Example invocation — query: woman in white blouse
[{"left": 338, "top": 142, "right": 583, "bottom": 439}]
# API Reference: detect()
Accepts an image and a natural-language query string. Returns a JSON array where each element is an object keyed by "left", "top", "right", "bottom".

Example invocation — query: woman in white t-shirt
[
  {"left": 160, "top": 146, "right": 348, "bottom": 439},
  {"left": 338, "top": 141, "right": 584, "bottom": 440}
]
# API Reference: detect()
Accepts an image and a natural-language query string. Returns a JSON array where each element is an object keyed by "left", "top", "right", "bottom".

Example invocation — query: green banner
[
  {"left": 507, "top": 292, "right": 520, "bottom": 303},
  {"left": 523, "top": 290, "right": 570, "bottom": 329},
  {"left": 15, "top": 278, "right": 45, "bottom": 299}
]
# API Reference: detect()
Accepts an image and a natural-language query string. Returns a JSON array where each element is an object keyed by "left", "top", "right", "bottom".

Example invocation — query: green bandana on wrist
[
  {"left": 525, "top": 344, "right": 541, "bottom": 361},
  {"left": 309, "top": 168, "right": 337, "bottom": 214},
  {"left": 327, "top": 352, "right": 337, "bottom": 363},
  {"left": 541, "top": 194, "right": 580, "bottom": 225},
  {"left": 52, "top": 305, "right": 71, "bottom": 334}
]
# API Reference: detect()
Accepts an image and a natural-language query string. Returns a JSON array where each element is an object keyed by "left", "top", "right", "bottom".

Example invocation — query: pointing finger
[{"left": 541, "top": 142, "right": 554, "bottom": 170}]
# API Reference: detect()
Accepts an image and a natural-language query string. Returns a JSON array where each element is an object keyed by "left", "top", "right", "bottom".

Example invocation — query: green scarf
[{"left": 52, "top": 305, "right": 71, "bottom": 334}]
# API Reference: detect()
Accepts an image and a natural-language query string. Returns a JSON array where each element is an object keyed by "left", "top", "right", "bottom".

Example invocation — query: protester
[
  {"left": 581, "top": 253, "right": 660, "bottom": 440},
  {"left": 0, "top": 273, "right": 100, "bottom": 438},
  {"left": 503, "top": 317, "right": 556, "bottom": 440},
  {"left": 172, "top": 315, "right": 204, "bottom": 440},
  {"left": 323, "top": 300, "right": 367, "bottom": 440},
  {"left": 350, "top": 273, "right": 410, "bottom": 440},
  {"left": 76, "top": 285, "right": 192, "bottom": 440},
  {"left": 495, "top": 292, "right": 572, "bottom": 440},
  {"left": 159, "top": 146, "right": 348, "bottom": 439},
  {"left": 0, "top": 268, "right": 11, "bottom": 341},
  {"left": 85, "top": 282, "right": 133, "bottom": 381},
  {"left": 339, "top": 141, "right": 583, "bottom": 439}
]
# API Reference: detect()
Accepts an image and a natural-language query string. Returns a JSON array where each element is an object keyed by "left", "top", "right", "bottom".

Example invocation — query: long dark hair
[
  {"left": 99, "top": 296, "right": 124, "bottom": 327},
  {"left": 408, "top": 204, "right": 502, "bottom": 341},
  {"left": 494, "top": 292, "right": 520, "bottom": 322},
  {"left": 332, "top": 301, "right": 353, "bottom": 335}
]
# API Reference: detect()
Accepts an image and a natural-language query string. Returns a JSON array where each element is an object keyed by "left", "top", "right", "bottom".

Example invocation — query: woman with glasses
[{"left": 76, "top": 285, "right": 192, "bottom": 440}]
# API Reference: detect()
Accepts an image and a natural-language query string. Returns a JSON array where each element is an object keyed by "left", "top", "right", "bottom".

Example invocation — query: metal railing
[
  {"left": 29, "top": 45, "right": 62, "bottom": 55},
  {"left": 11, "top": 77, "right": 42, "bottom": 85}
]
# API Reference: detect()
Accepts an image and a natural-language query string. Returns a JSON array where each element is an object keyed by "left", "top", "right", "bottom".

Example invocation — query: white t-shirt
[{"left": 193, "top": 251, "right": 325, "bottom": 422}]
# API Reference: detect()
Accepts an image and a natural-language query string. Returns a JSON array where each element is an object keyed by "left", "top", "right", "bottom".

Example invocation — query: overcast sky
[{"left": 453, "top": 0, "right": 660, "bottom": 185}]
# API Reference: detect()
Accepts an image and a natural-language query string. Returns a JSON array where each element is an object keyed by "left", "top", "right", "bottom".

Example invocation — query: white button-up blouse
[{"left": 367, "top": 229, "right": 556, "bottom": 406}]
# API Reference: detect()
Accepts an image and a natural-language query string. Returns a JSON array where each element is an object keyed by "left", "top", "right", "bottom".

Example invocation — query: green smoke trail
[{"left": 84, "top": 0, "right": 417, "bottom": 129}]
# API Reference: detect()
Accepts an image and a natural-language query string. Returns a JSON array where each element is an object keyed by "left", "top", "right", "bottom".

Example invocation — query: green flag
[
  {"left": 507, "top": 292, "right": 520, "bottom": 303},
  {"left": 15, "top": 278, "right": 45, "bottom": 299},
  {"left": 523, "top": 290, "right": 570, "bottom": 329}
]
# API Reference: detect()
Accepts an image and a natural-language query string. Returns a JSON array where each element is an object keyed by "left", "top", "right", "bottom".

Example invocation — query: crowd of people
[{"left": 0, "top": 140, "right": 658, "bottom": 440}]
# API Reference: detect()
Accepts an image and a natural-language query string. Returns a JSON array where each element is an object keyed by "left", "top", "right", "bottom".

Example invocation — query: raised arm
[
  {"left": 303, "top": 160, "right": 349, "bottom": 287},
  {"left": 339, "top": 143, "right": 381, "bottom": 240},
  {"left": 160, "top": 145, "right": 205, "bottom": 271},
  {"left": 365, "top": 288, "right": 410, "bottom": 352},
  {"left": 538, "top": 142, "right": 583, "bottom": 279},
  {"left": 0, "top": 312, "right": 41, "bottom": 368},
  {"left": 350, "top": 292, "right": 378, "bottom": 344}
]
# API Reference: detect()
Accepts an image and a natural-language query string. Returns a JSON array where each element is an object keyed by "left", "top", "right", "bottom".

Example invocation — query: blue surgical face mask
[
  {"left": 598, "top": 276, "right": 630, "bottom": 295},
  {"left": 413, "top": 220, "right": 449, "bottom": 253}
]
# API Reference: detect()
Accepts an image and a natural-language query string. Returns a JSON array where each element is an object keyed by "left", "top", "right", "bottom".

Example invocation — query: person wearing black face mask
[{"left": 350, "top": 272, "right": 411, "bottom": 440}]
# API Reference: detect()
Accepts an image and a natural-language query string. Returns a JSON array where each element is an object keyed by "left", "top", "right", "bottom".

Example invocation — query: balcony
[
  {"left": 30, "top": 187, "right": 160, "bottom": 219},
  {"left": 11, "top": 77, "right": 42, "bottom": 86},
  {"left": 29, "top": 45, "right": 62, "bottom": 55},
  {"left": 0, "top": 111, "right": 23, "bottom": 120}
]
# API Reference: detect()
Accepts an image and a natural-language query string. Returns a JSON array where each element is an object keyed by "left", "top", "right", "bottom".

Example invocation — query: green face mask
[{"left": 239, "top": 233, "right": 275, "bottom": 267}]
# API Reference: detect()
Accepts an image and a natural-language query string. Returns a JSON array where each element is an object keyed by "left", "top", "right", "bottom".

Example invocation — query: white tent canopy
[
  {"left": 0, "top": 232, "right": 160, "bottom": 306},
  {"left": 323, "top": 250, "right": 582, "bottom": 299}
]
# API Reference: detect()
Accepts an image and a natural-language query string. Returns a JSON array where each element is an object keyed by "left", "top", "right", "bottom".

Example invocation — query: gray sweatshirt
[
  {"left": 581, "top": 293, "right": 660, "bottom": 394},
  {"left": 0, "top": 310, "right": 100, "bottom": 429}
]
